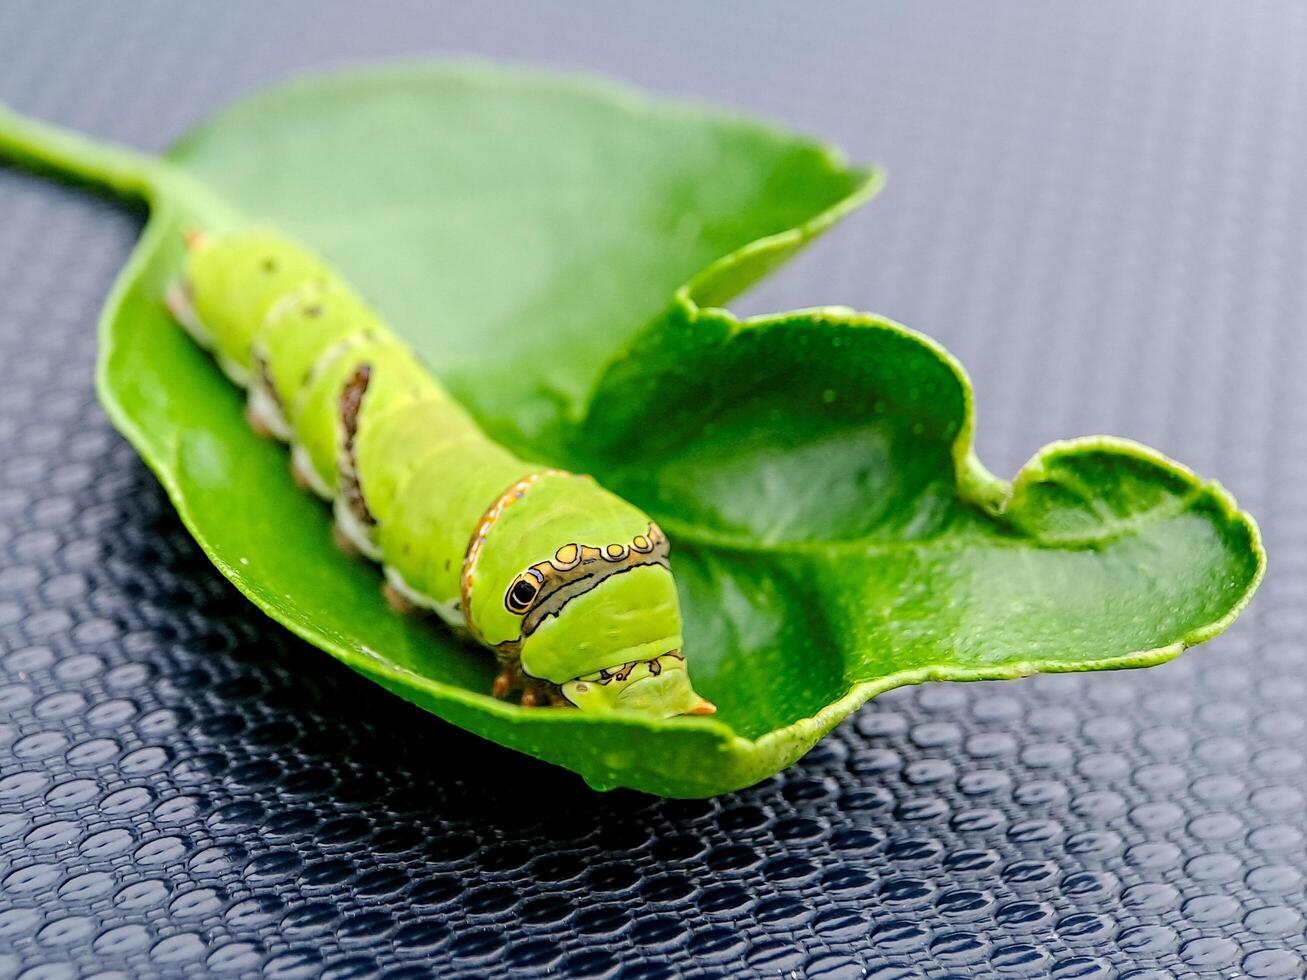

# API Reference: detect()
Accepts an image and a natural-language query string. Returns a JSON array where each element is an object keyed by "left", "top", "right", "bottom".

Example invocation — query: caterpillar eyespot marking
[{"left": 166, "top": 228, "right": 714, "bottom": 719}]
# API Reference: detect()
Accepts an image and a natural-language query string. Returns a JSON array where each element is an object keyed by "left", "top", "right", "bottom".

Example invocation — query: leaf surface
[{"left": 0, "top": 64, "right": 1263, "bottom": 796}]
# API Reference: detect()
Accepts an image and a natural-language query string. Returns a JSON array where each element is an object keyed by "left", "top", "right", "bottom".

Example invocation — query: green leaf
[{"left": 0, "top": 64, "right": 1263, "bottom": 797}]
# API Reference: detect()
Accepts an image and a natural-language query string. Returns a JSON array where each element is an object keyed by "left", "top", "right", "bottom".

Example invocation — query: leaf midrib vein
[{"left": 659, "top": 486, "right": 1207, "bottom": 558}]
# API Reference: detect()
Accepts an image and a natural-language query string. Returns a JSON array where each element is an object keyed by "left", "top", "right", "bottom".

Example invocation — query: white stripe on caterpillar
[
  {"left": 247, "top": 346, "right": 294, "bottom": 441},
  {"left": 291, "top": 443, "right": 333, "bottom": 499},
  {"left": 164, "top": 280, "right": 213, "bottom": 349},
  {"left": 333, "top": 496, "right": 383, "bottom": 561},
  {"left": 383, "top": 565, "right": 465, "bottom": 628}
]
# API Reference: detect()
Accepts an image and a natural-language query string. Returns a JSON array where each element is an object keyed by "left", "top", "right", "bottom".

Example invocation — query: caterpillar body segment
[{"left": 166, "top": 228, "right": 714, "bottom": 719}]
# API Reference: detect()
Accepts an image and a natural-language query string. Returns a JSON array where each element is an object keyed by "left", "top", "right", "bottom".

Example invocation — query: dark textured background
[{"left": 0, "top": 2, "right": 1303, "bottom": 977}]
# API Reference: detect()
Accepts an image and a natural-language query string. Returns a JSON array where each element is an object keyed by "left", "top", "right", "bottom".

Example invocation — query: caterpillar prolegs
[{"left": 165, "top": 228, "right": 714, "bottom": 718}]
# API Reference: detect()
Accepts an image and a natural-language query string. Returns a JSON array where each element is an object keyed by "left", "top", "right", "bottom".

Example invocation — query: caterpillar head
[
  {"left": 506, "top": 535, "right": 714, "bottom": 718},
  {"left": 468, "top": 496, "right": 715, "bottom": 718}
]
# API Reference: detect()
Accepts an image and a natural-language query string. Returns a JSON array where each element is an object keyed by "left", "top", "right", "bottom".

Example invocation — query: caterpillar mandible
[{"left": 165, "top": 227, "right": 715, "bottom": 719}]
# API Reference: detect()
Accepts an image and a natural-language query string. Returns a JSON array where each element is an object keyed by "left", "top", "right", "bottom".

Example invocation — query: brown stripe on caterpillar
[
  {"left": 255, "top": 351, "right": 281, "bottom": 415},
  {"left": 337, "top": 363, "right": 375, "bottom": 528},
  {"left": 459, "top": 469, "right": 567, "bottom": 642},
  {"left": 292, "top": 327, "right": 379, "bottom": 420},
  {"left": 243, "top": 347, "right": 292, "bottom": 440}
]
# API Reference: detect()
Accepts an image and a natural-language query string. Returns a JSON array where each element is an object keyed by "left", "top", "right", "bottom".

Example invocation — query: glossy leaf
[{"left": 0, "top": 64, "right": 1263, "bottom": 796}]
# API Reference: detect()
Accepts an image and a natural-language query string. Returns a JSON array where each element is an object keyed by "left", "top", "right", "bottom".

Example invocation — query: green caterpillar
[{"left": 166, "top": 227, "right": 714, "bottom": 719}]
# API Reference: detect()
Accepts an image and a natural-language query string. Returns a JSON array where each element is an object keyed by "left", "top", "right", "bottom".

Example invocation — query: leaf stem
[{"left": 0, "top": 101, "right": 165, "bottom": 202}]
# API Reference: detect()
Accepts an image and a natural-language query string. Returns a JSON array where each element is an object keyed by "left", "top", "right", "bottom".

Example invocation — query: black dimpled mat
[{"left": 0, "top": 2, "right": 1303, "bottom": 977}]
